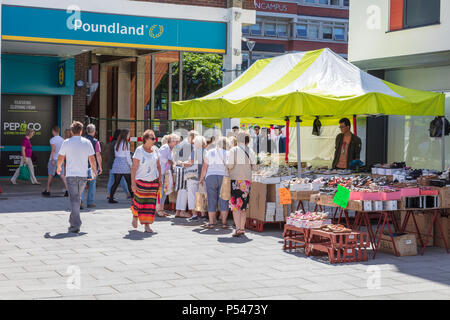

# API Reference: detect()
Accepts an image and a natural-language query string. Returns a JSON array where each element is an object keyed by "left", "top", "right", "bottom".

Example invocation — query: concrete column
[
  {"left": 117, "top": 61, "right": 131, "bottom": 130},
  {"left": 99, "top": 64, "right": 108, "bottom": 143},
  {"left": 136, "top": 56, "right": 146, "bottom": 138},
  {"left": 223, "top": 3, "right": 243, "bottom": 86}
]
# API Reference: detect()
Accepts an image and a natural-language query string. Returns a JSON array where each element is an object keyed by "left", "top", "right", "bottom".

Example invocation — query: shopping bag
[
  {"left": 18, "top": 164, "right": 30, "bottom": 181},
  {"left": 194, "top": 183, "right": 208, "bottom": 212},
  {"left": 220, "top": 176, "right": 231, "bottom": 201},
  {"left": 163, "top": 170, "right": 173, "bottom": 195},
  {"left": 174, "top": 166, "right": 186, "bottom": 191}
]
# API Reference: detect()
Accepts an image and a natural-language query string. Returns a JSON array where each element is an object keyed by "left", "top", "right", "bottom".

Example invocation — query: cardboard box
[
  {"left": 267, "top": 184, "right": 277, "bottom": 203},
  {"left": 347, "top": 200, "right": 363, "bottom": 211},
  {"left": 379, "top": 233, "right": 417, "bottom": 256},
  {"left": 439, "top": 187, "right": 450, "bottom": 208},
  {"left": 434, "top": 215, "right": 450, "bottom": 248},
  {"left": 249, "top": 182, "right": 267, "bottom": 221},
  {"left": 401, "top": 212, "right": 434, "bottom": 247}
]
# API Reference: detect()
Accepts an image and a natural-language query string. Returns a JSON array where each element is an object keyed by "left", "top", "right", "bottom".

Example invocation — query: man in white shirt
[
  {"left": 42, "top": 125, "right": 68, "bottom": 197},
  {"left": 57, "top": 121, "right": 97, "bottom": 233}
]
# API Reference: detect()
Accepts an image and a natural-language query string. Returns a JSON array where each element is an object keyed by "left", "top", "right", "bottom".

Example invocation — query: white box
[
  {"left": 372, "top": 167, "right": 378, "bottom": 175},
  {"left": 383, "top": 200, "right": 398, "bottom": 211},
  {"left": 265, "top": 211, "right": 275, "bottom": 221},
  {"left": 363, "top": 201, "right": 372, "bottom": 211},
  {"left": 373, "top": 201, "right": 383, "bottom": 211}
]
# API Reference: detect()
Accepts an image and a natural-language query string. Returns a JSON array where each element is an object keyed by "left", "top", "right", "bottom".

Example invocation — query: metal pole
[
  {"left": 296, "top": 116, "right": 302, "bottom": 177},
  {"left": 285, "top": 116, "right": 289, "bottom": 164},
  {"left": 168, "top": 62, "right": 173, "bottom": 133},
  {"left": 443, "top": 116, "right": 446, "bottom": 171},
  {"left": 151, "top": 55, "right": 155, "bottom": 131},
  {"left": 249, "top": 50, "right": 252, "bottom": 68},
  {"left": 179, "top": 51, "right": 183, "bottom": 101}
]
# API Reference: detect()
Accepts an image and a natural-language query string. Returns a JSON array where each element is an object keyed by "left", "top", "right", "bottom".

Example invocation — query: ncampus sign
[{"left": 1, "top": 5, "right": 226, "bottom": 53}]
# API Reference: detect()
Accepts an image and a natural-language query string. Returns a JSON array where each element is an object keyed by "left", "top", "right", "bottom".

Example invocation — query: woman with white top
[
  {"left": 199, "top": 137, "right": 230, "bottom": 229},
  {"left": 157, "top": 133, "right": 179, "bottom": 217},
  {"left": 109, "top": 129, "right": 133, "bottom": 203},
  {"left": 131, "top": 130, "right": 162, "bottom": 233}
]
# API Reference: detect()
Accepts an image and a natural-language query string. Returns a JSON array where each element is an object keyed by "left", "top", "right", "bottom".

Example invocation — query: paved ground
[{"left": 1, "top": 179, "right": 450, "bottom": 300}]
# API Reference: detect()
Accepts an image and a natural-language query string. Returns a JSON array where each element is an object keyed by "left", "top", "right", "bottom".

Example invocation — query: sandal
[
  {"left": 203, "top": 223, "right": 217, "bottom": 229},
  {"left": 232, "top": 229, "right": 242, "bottom": 237},
  {"left": 222, "top": 224, "right": 229, "bottom": 229}
]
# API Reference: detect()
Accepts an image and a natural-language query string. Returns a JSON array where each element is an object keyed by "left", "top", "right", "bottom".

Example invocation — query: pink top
[
  {"left": 22, "top": 137, "right": 32, "bottom": 158},
  {"left": 95, "top": 141, "right": 101, "bottom": 153}
]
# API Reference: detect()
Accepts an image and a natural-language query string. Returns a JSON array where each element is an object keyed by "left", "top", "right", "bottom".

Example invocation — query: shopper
[
  {"left": 10, "top": 128, "right": 40, "bottom": 185},
  {"left": 184, "top": 135, "right": 207, "bottom": 222},
  {"left": 57, "top": 121, "right": 97, "bottom": 233},
  {"left": 157, "top": 133, "right": 180, "bottom": 217},
  {"left": 64, "top": 129, "right": 72, "bottom": 140},
  {"left": 332, "top": 118, "right": 362, "bottom": 169},
  {"left": 252, "top": 125, "right": 267, "bottom": 155},
  {"left": 109, "top": 129, "right": 133, "bottom": 203},
  {"left": 131, "top": 130, "right": 162, "bottom": 233},
  {"left": 271, "top": 126, "right": 286, "bottom": 154},
  {"left": 42, "top": 125, "right": 68, "bottom": 196},
  {"left": 81, "top": 124, "right": 102, "bottom": 209},
  {"left": 227, "top": 131, "right": 257, "bottom": 237},
  {"left": 175, "top": 130, "right": 198, "bottom": 218},
  {"left": 229, "top": 136, "right": 237, "bottom": 148},
  {"left": 199, "top": 137, "right": 229, "bottom": 229},
  {"left": 106, "top": 129, "right": 130, "bottom": 200}
]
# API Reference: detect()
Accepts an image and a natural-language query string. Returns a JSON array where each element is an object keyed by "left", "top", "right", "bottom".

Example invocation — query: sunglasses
[{"left": 149, "top": 137, "right": 156, "bottom": 141}]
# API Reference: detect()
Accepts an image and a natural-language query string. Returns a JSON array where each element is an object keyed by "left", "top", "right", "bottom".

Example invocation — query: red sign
[{"left": 254, "top": 0, "right": 297, "bottom": 14}]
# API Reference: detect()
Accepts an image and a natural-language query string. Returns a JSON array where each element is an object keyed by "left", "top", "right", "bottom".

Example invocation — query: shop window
[
  {"left": 277, "top": 24, "right": 288, "bottom": 38},
  {"left": 304, "top": 0, "right": 315, "bottom": 3},
  {"left": 251, "top": 22, "right": 262, "bottom": 36},
  {"left": 404, "top": 0, "right": 440, "bottom": 29},
  {"left": 330, "top": 0, "right": 340, "bottom": 6},
  {"left": 344, "top": 0, "right": 349, "bottom": 6},
  {"left": 309, "top": 25, "right": 319, "bottom": 39},
  {"left": 296, "top": 24, "right": 307, "bottom": 38},
  {"left": 242, "top": 25, "right": 250, "bottom": 35},
  {"left": 334, "top": 27, "right": 345, "bottom": 41},
  {"left": 264, "top": 23, "right": 276, "bottom": 37},
  {"left": 318, "top": 0, "right": 328, "bottom": 4},
  {"left": 322, "top": 26, "right": 333, "bottom": 40}
]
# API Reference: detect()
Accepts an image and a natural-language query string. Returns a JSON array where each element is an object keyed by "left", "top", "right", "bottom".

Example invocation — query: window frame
[{"left": 403, "top": 0, "right": 440, "bottom": 30}]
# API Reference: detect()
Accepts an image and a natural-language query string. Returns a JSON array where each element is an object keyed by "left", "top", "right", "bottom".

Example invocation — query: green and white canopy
[{"left": 172, "top": 48, "right": 445, "bottom": 121}]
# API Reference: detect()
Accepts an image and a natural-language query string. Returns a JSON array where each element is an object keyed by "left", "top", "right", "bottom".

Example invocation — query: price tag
[
  {"left": 278, "top": 187, "right": 292, "bottom": 205},
  {"left": 333, "top": 185, "right": 351, "bottom": 209}
]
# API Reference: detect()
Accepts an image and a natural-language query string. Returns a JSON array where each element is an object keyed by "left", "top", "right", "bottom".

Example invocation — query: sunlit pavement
[{"left": 0, "top": 179, "right": 450, "bottom": 300}]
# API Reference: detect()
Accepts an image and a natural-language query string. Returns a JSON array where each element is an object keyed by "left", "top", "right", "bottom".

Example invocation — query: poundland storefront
[{"left": 0, "top": 0, "right": 255, "bottom": 177}]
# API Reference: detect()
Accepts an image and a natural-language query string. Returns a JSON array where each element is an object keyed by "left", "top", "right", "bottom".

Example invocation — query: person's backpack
[{"left": 429, "top": 116, "right": 450, "bottom": 137}]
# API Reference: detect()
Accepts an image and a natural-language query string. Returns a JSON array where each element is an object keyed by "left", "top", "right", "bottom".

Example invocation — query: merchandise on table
[{"left": 286, "top": 210, "right": 331, "bottom": 228}]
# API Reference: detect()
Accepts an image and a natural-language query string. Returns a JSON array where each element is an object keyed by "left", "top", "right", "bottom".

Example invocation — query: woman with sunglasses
[{"left": 130, "top": 130, "right": 162, "bottom": 233}]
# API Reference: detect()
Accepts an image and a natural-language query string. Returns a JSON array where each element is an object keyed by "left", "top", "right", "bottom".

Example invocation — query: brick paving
[{"left": 0, "top": 179, "right": 450, "bottom": 300}]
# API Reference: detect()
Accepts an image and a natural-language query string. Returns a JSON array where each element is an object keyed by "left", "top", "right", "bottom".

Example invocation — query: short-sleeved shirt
[
  {"left": 22, "top": 137, "right": 32, "bottom": 158},
  {"left": 49, "top": 135, "right": 64, "bottom": 160},
  {"left": 58, "top": 136, "right": 95, "bottom": 177},
  {"left": 205, "top": 148, "right": 227, "bottom": 178},
  {"left": 94, "top": 141, "right": 101, "bottom": 153},
  {"left": 133, "top": 145, "right": 160, "bottom": 181},
  {"left": 158, "top": 144, "right": 173, "bottom": 175}
]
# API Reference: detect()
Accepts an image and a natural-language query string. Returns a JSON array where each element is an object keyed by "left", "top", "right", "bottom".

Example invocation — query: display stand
[{"left": 246, "top": 218, "right": 284, "bottom": 233}]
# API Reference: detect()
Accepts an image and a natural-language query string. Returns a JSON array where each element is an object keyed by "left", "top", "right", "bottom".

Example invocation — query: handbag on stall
[
  {"left": 194, "top": 182, "right": 208, "bottom": 212},
  {"left": 219, "top": 150, "right": 231, "bottom": 201}
]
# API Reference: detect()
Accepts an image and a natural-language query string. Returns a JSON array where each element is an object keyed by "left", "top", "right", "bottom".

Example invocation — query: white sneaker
[{"left": 10, "top": 180, "right": 17, "bottom": 185}]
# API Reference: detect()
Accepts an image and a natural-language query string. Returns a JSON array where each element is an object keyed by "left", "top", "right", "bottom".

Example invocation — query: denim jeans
[
  {"left": 66, "top": 176, "right": 87, "bottom": 228},
  {"left": 106, "top": 171, "right": 129, "bottom": 195},
  {"left": 82, "top": 169, "right": 96, "bottom": 205}
]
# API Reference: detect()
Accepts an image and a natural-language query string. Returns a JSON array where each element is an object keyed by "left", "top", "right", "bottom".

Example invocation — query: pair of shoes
[
  {"left": 32, "top": 182, "right": 41, "bottom": 185},
  {"left": 68, "top": 226, "right": 80, "bottom": 233},
  {"left": 87, "top": 204, "right": 96, "bottom": 208},
  {"left": 108, "top": 199, "right": 118, "bottom": 204},
  {"left": 10, "top": 180, "right": 17, "bottom": 185},
  {"left": 144, "top": 225, "right": 153, "bottom": 233},
  {"left": 187, "top": 216, "right": 199, "bottom": 222},
  {"left": 42, "top": 191, "right": 51, "bottom": 197},
  {"left": 64, "top": 191, "right": 69, "bottom": 197}
]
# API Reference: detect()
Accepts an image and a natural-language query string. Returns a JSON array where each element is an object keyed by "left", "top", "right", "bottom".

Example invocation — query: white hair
[
  {"left": 193, "top": 135, "right": 206, "bottom": 149},
  {"left": 86, "top": 124, "right": 96, "bottom": 134}
]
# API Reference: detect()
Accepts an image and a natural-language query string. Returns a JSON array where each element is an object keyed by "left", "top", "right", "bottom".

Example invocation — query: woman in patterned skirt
[{"left": 131, "top": 130, "right": 162, "bottom": 233}]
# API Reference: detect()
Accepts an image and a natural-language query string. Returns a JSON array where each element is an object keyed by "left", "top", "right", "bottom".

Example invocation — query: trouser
[
  {"left": 175, "top": 179, "right": 198, "bottom": 211},
  {"left": 110, "top": 173, "right": 132, "bottom": 199},
  {"left": 66, "top": 177, "right": 87, "bottom": 229},
  {"left": 82, "top": 169, "right": 96, "bottom": 205},
  {"left": 107, "top": 171, "right": 129, "bottom": 195},
  {"left": 205, "top": 175, "right": 229, "bottom": 213},
  {"left": 11, "top": 157, "right": 38, "bottom": 184}
]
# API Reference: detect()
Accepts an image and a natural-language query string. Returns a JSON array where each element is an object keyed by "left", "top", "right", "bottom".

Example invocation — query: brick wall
[
  {"left": 134, "top": 0, "right": 254, "bottom": 9},
  {"left": 298, "top": 5, "right": 349, "bottom": 19},
  {"left": 72, "top": 52, "right": 90, "bottom": 122}
]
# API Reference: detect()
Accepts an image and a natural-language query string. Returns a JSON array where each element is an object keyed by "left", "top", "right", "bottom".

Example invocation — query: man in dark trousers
[{"left": 332, "top": 118, "right": 362, "bottom": 169}]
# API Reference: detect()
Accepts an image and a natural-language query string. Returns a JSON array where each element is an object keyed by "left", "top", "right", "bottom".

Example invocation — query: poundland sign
[{"left": 1, "top": 5, "right": 226, "bottom": 53}]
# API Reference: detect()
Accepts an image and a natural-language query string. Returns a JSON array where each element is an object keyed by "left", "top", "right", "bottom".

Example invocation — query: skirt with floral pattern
[{"left": 230, "top": 180, "right": 251, "bottom": 212}]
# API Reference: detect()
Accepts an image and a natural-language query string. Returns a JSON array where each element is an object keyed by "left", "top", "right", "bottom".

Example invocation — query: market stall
[{"left": 172, "top": 48, "right": 448, "bottom": 261}]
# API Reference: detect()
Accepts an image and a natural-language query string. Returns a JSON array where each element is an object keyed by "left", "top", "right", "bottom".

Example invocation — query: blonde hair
[
  {"left": 161, "top": 135, "right": 169, "bottom": 145},
  {"left": 193, "top": 135, "right": 206, "bottom": 149},
  {"left": 168, "top": 133, "right": 181, "bottom": 144},
  {"left": 216, "top": 137, "right": 228, "bottom": 150},
  {"left": 228, "top": 136, "right": 237, "bottom": 147}
]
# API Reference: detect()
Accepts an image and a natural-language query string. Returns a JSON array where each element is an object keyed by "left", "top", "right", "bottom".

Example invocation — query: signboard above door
[{"left": 2, "top": 5, "right": 227, "bottom": 54}]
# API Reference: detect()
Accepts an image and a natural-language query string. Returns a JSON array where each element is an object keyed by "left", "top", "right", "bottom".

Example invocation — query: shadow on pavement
[
  {"left": 191, "top": 227, "right": 233, "bottom": 235},
  {"left": 217, "top": 235, "right": 253, "bottom": 244},
  {"left": 123, "top": 230, "right": 157, "bottom": 240},
  {"left": 44, "top": 232, "right": 87, "bottom": 239}
]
